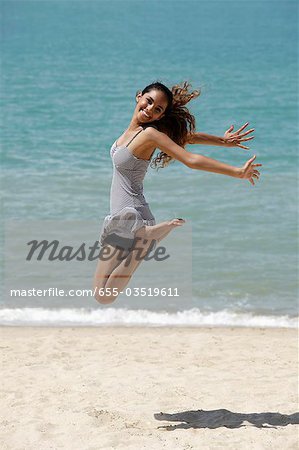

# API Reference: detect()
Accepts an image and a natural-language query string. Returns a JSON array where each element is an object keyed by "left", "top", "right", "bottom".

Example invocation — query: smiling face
[{"left": 135, "top": 89, "right": 169, "bottom": 123}]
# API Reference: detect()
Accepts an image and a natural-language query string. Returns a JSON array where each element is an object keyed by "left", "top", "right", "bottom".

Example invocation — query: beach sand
[{"left": 0, "top": 326, "right": 298, "bottom": 450}]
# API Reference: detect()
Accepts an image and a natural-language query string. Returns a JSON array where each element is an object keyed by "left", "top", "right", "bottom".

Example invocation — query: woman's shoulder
[
  {"left": 142, "top": 124, "right": 158, "bottom": 130},
  {"left": 141, "top": 124, "right": 160, "bottom": 140}
]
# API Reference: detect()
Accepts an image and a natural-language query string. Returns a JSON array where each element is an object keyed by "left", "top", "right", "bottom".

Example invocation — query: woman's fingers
[
  {"left": 240, "top": 155, "right": 262, "bottom": 185},
  {"left": 236, "top": 122, "right": 250, "bottom": 133},
  {"left": 227, "top": 134, "right": 254, "bottom": 141},
  {"left": 246, "top": 155, "right": 257, "bottom": 166},
  {"left": 229, "top": 137, "right": 254, "bottom": 143},
  {"left": 228, "top": 132, "right": 254, "bottom": 150},
  {"left": 248, "top": 167, "right": 261, "bottom": 184},
  {"left": 239, "top": 136, "right": 254, "bottom": 142},
  {"left": 237, "top": 144, "right": 250, "bottom": 150},
  {"left": 238, "top": 129, "right": 255, "bottom": 138}
]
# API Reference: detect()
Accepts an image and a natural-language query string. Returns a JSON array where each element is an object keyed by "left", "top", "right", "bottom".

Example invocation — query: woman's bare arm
[
  {"left": 187, "top": 123, "right": 255, "bottom": 150},
  {"left": 146, "top": 128, "right": 261, "bottom": 185},
  {"left": 187, "top": 132, "right": 226, "bottom": 146}
]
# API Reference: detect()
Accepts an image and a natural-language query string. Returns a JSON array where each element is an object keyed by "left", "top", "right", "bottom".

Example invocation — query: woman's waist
[
  {"left": 110, "top": 197, "right": 149, "bottom": 212},
  {"left": 110, "top": 182, "right": 145, "bottom": 200},
  {"left": 110, "top": 202, "right": 154, "bottom": 218}
]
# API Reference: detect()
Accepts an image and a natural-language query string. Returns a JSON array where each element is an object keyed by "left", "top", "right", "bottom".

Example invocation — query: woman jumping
[{"left": 93, "top": 81, "right": 262, "bottom": 304}]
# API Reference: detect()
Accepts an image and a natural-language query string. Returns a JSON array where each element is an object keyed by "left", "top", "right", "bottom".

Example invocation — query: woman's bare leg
[
  {"left": 94, "top": 240, "right": 152, "bottom": 304},
  {"left": 142, "top": 218, "right": 186, "bottom": 243},
  {"left": 93, "top": 245, "right": 130, "bottom": 299},
  {"left": 94, "top": 218, "right": 186, "bottom": 304}
]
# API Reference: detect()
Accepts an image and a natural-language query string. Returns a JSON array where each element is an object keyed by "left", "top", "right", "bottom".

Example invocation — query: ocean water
[{"left": 1, "top": 0, "right": 298, "bottom": 327}]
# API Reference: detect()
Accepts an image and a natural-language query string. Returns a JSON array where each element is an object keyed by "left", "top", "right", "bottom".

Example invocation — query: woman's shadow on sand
[{"left": 154, "top": 409, "right": 299, "bottom": 430}]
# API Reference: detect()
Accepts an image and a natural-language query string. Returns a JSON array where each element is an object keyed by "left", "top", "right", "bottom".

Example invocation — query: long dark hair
[{"left": 141, "top": 81, "right": 200, "bottom": 168}]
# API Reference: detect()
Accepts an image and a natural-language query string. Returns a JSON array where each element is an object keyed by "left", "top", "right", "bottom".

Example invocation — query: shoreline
[
  {"left": 1, "top": 326, "right": 298, "bottom": 449},
  {"left": 0, "top": 306, "right": 297, "bottom": 329},
  {"left": 0, "top": 324, "right": 297, "bottom": 329}
]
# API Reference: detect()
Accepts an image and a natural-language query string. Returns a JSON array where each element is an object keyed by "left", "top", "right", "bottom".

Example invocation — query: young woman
[{"left": 93, "top": 81, "right": 261, "bottom": 304}]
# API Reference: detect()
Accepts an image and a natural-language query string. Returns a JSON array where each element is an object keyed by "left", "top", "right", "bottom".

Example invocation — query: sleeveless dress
[{"left": 99, "top": 128, "right": 156, "bottom": 250}]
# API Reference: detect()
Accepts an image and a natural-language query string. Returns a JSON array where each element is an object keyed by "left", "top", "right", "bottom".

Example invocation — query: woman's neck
[{"left": 127, "top": 116, "right": 143, "bottom": 131}]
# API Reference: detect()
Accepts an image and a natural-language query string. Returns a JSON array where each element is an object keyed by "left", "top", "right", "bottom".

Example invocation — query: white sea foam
[{"left": 0, "top": 308, "right": 297, "bottom": 328}]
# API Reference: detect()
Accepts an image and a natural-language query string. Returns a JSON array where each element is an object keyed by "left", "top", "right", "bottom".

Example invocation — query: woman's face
[{"left": 136, "top": 89, "right": 169, "bottom": 123}]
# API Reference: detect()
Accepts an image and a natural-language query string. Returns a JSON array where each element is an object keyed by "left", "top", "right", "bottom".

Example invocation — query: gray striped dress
[{"left": 100, "top": 128, "right": 156, "bottom": 250}]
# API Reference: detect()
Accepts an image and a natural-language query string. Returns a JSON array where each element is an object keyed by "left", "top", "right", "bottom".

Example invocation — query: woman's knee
[
  {"left": 94, "top": 291, "right": 117, "bottom": 305},
  {"left": 93, "top": 281, "right": 118, "bottom": 304}
]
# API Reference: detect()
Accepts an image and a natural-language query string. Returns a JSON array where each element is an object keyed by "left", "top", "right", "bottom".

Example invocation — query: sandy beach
[{"left": 1, "top": 326, "right": 298, "bottom": 450}]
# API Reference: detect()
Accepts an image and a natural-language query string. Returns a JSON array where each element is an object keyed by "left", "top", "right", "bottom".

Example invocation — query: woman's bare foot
[
  {"left": 169, "top": 218, "right": 186, "bottom": 227},
  {"left": 136, "top": 218, "right": 186, "bottom": 244}
]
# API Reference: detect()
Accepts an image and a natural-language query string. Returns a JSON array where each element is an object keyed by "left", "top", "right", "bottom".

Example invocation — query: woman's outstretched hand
[
  {"left": 224, "top": 122, "right": 255, "bottom": 150},
  {"left": 239, "top": 155, "right": 262, "bottom": 186}
]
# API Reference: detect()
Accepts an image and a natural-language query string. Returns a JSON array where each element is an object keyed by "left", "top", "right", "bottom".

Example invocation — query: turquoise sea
[{"left": 1, "top": 0, "right": 298, "bottom": 327}]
